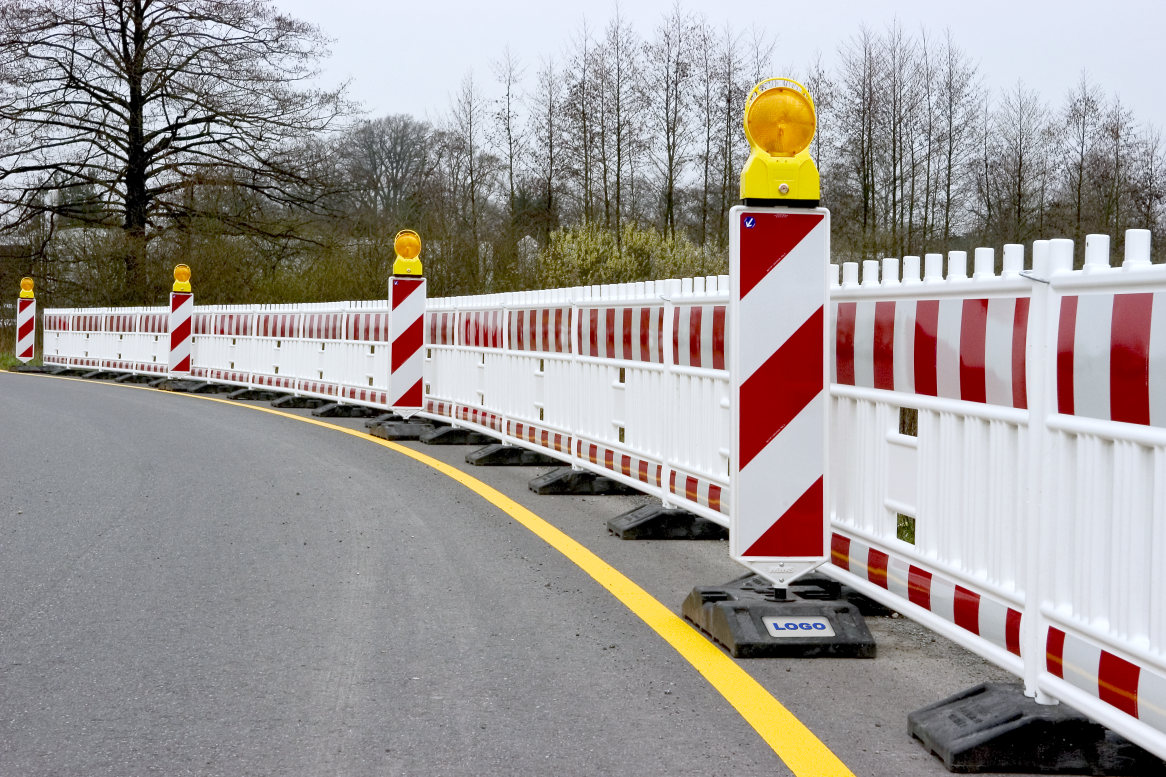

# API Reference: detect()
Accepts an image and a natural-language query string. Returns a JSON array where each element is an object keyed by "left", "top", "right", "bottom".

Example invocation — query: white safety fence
[
  {"left": 825, "top": 232, "right": 1166, "bottom": 760},
  {"left": 423, "top": 277, "right": 730, "bottom": 525},
  {"left": 38, "top": 231, "right": 1166, "bottom": 760}
]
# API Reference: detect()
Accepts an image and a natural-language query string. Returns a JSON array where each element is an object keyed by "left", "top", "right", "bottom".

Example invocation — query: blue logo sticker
[{"left": 744, "top": 217, "right": 756, "bottom": 228}]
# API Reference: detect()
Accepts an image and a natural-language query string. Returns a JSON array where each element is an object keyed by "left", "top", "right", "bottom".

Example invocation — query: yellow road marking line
[{"left": 12, "top": 372, "right": 854, "bottom": 776}]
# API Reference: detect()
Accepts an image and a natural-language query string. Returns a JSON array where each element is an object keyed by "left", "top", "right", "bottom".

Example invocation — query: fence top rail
[
  {"left": 832, "top": 231, "right": 1159, "bottom": 301},
  {"left": 427, "top": 275, "right": 731, "bottom": 312}
]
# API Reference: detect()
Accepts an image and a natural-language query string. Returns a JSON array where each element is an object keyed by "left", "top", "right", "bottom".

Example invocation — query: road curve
[{"left": 0, "top": 372, "right": 1015, "bottom": 776}]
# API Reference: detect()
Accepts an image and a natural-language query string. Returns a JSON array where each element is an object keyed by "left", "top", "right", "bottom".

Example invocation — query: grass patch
[{"left": 0, "top": 352, "right": 42, "bottom": 370}]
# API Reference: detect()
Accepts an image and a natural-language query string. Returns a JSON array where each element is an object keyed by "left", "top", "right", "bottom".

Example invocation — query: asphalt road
[{"left": 0, "top": 372, "right": 1017, "bottom": 776}]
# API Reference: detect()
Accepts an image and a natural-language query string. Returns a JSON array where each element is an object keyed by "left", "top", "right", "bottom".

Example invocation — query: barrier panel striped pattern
[
  {"left": 168, "top": 292, "right": 193, "bottom": 375},
  {"left": 1056, "top": 291, "right": 1166, "bottom": 426},
  {"left": 389, "top": 277, "right": 425, "bottom": 409},
  {"left": 1046, "top": 627, "right": 1166, "bottom": 732},
  {"left": 731, "top": 207, "right": 831, "bottom": 583},
  {"left": 578, "top": 305, "right": 665, "bottom": 362},
  {"left": 16, "top": 297, "right": 35, "bottom": 362},
  {"left": 832, "top": 533, "right": 1023, "bottom": 663},
  {"left": 834, "top": 297, "right": 1030, "bottom": 408},
  {"left": 510, "top": 306, "right": 569, "bottom": 353},
  {"left": 673, "top": 305, "right": 726, "bottom": 370}
]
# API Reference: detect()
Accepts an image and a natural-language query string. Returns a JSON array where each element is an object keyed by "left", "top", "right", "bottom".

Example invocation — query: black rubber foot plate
[
  {"left": 227, "top": 388, "right": 285, "bottom": 401},
  {"left": 189, "top": 382, "right": 234, "bottom": 394},
  {"left": 159, "top": 379, "right": 202, "bottom": 392},
  {"left": 370, "top": 422, "right": 434, "bottom": 441},
  {"left": 682, "top": 574, "right": 876, "bottom": 658},
  {"left": 608, "top": 504, "right": 727, "bottom": 539},
  {"left": 528, "top": 467, "right": 641, "bottom": 495},
  {"left": 465, "top": 444, "right": 562, "bottom": 466},
  {"left": 114, "top": 373, "right": 154, "bottom": 383},
  {"left": 909, "top": 683, "right": 1166, "bottom": 774},
  {"left": 311, "top": 402, "right": 382, "bottom": 418},
  {"left": 270, "top": 395, "right": 330, "bottom": 409},
  {"left": 420, "top": 426, "right": 500, "bottom": 445},
  {"left": 365, "top": 413, "right": 402, "bottom": 428}
]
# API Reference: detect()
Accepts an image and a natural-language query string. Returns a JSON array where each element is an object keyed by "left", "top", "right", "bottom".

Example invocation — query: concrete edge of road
[{"left": 7, "top": 370, "right": 855, "bottom": 777}]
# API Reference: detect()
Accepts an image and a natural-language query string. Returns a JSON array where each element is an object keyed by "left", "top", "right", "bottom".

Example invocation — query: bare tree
[
  {"left": 0, "top": 0, "right": 353, "bottom": 296},
  {"left": 525, "top": 55, "right": 564, "bottom": 243},
  {"left": 987, "top": 81, "right": 1052, "bottom": 244},
  {"left": 490, "top": 46, "right": 525, "bottom": 223},
  {"left": 564, "top": 18, "right": 599, "bottom": 222},
  {"left": 340, "top": 115, "right": 431, "bottom": 227},
  {"left": 643, "top": 2, "right": 693, "bottom": 238},
  {"left": 1061, "top": 72, "right": 1102, "bottom": 252},
  {"left": 1129, "top": 126, "right": 1164, "bottom": 248},
  {"left": 597, "top": 4, "right": 638, "bottom": 241},
  {"left": 937, "top": 29, "right": 979, "bottom": 244}
]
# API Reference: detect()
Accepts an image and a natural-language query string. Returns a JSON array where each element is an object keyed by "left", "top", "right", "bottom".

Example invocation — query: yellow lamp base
[
  {"left": 739, "top": 151, "right": 820, "bottom": 206},
  {"left": 393, "top": 257, "right": 423, "bottom": 276}
]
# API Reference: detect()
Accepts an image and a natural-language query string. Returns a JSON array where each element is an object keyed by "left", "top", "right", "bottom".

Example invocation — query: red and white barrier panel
[
  {"left": 169, "top": 292, "right": 193, "bottom": 375},
  {"left": 458, "top": 309, "right": 503, "bottom": 349},
  {"left": 16, "top": 296, "right": 35, "bottom": 363},
  {"left": 1056, "top": 291, "right": 1166, "bottom": 426},
  {"left": 389, "top": 277, "right": 425, "bottom": 410},
  {"left": 831, "top": 533, "right": 1023, "bottom": 668},
  {"left": 673, "top": 304, "right": 726, "bottom": 370},
  {"left": 428, "top": 311, "right": 456, "bottom": 346},
  {"left": 509, "top": 306, "right": 570, "bottom": 353},
  {"left": 834, "top": 296, "right": 1030, "bottom": 408},
  {"left": 1045, "top": 627, "right": 1166, "bottom": 735},
  {"left": 577, "top": 305, "right": 665, "bottom": 362},
  {"left": 730, "top": 207, "right": 831, "bottom": 586}
]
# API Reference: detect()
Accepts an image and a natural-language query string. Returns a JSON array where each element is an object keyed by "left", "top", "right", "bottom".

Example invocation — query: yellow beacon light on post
[
  {"left": 740, "top": 77, "right": 820, "bottom": 207},
  {"left": 19, "top": 277, "right": 34, "bottom": 298},
  {"left": 173, "top": 264, "right": 191, "bottom": 292},
  {"left": 393, "top": 229, "right": 423, "bottom": 276}
]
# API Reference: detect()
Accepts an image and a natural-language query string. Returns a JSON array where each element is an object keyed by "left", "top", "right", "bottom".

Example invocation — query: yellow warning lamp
[
  {"left": 19, "top": 277, "right": 34, "bottom": 299},
  {"left": 740, "top": 77, "right": 820, "bottom": 206},
  {"left": 392, "top": 230, "right": 423, "bottom": 276},
  {"left": 173, "top": 264, "right": 192, "bottom": 293}
]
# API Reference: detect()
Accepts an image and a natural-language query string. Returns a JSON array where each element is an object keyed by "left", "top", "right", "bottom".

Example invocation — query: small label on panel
[{"left": 762, "top": 615, "right": 836, "bottom": 638}]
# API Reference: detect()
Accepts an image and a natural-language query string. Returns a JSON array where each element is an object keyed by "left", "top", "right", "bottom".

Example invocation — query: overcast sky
[{"left": 275, "top": 0, "right": 1165, "bottom": 132}]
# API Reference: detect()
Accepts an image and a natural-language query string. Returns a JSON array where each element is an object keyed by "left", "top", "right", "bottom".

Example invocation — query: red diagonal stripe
[
  {"left": 392, "top": 278, "right": 423, "bottom": 310},
  {"left": 743, "top": 476, "right": 823, "bottom": 556},
  {"left": 740, "top": 212, "right": 824, "bottom": 299},
  {"left": 397, "top": 379, "right": 422, "bottom": 407},
  {"left": 739, "top": 306, "right": 824, "bottom": 469},
  {"left": 18, "top": 316, "right": 34, "bottom": 341},
  {"left": 171, "top": 316, "right": 190, "bottom": 345},
  {"left": 392, "top": 316, "right": 423, "bottom": 371}
]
